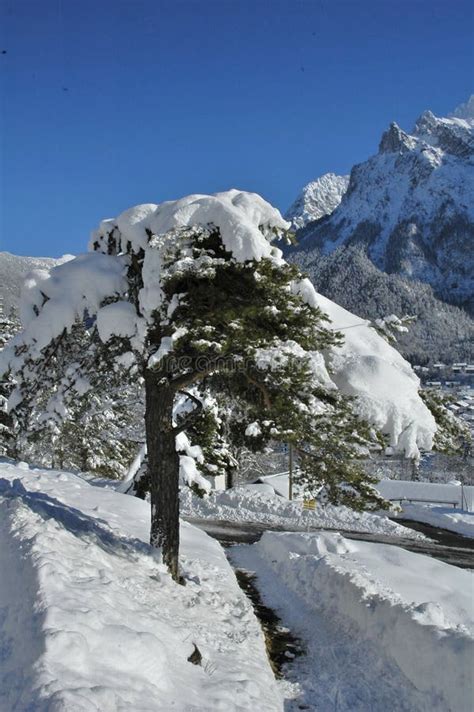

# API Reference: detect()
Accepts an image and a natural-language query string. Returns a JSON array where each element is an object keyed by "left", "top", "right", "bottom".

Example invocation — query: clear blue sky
[{"left": 1, "top": 0, "right": 473, "bottom": 257}]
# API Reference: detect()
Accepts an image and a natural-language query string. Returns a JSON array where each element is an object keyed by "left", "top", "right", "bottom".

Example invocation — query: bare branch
[
  {"left": 173, "top": 389, "right": 203, "bottom": 435},
  {"left": 245, "top": 373, "right": 272, "bottom": 410}
]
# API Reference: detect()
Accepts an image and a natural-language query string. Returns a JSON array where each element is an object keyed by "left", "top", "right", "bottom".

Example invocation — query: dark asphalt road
[{"left": 185, "top": 516, "right": 474, "bottom": 569}]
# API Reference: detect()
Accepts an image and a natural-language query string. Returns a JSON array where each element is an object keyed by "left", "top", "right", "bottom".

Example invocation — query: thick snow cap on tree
[
  {"left": 6, "top": 254, "right": 128, "bottom": 359},
  {"left": 293, "top": 279, "right": 436, "bottom": 457},
  {"left": 90, "top": 190, "right": 289, "bottom": 262},
  {"left": 2, "top": 190, "right": 435, "bottom": 458}
]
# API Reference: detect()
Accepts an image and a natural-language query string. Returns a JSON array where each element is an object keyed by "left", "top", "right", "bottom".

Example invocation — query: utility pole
[{"left": 288, "top": 443, "right": 293, "bottom": 501}]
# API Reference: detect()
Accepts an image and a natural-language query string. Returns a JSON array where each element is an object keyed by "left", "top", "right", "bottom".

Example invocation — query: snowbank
[
  {"left": 180, "top": 485, "right": 426, "bottom": 540},
  {"left": 235, "top": 531, "right": 473, "bottom": 712},
  {"left": 257, "top": 474, "right": 474, "bottom": 537},
  {"left": 395, "top": 503, "right": 474, "bottom": 539},
  {"left": 375, "top": 479, "right": 474, "bottom": 538},
  {"left": 376, "top": 478, "right": 474, "bottom": 509},
  {"left": 0, "top": 461, "right": 282, "bottom": 711}
]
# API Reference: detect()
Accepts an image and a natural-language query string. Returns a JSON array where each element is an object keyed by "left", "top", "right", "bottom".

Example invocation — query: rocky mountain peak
[
  {"left": 285, "top": 173, "right": 349, "bottom": 230},
  {"left": 451, "top": 94, "right": 474, "bottom": 124},
  {"left": 378, "top": 122, "right": 415, "bottom": 154},
  {"left": 287, "top": 100, "right": 474, "bottom": 323},
  {"left": 414, "top": 106, "right": 474, "bottom": 158}
]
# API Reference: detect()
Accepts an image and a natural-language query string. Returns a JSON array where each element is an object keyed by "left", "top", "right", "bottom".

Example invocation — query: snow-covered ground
[
  {"left": 256, "top": 473, "right": 474, "bottom": 538},
  {"left": 377, "top": 479, "right": 474, "bottom": 538},
  {"left": 376, "top": 478, "right": 474, "bottom": 509},
  {"left": 2, "top": 459, "right": 472, "bottom": 712},
  {"left": 0, "top": 460, "right": 282, "bottom": 711},
  {"left": 394, "top": 503, "right": 474, "bottom": 538},
  {"left": 231, "top": 531, "right": 474, "bottom": 711},
  {"left": 180, "top": 485, "right": 426, "bottom": 540}
]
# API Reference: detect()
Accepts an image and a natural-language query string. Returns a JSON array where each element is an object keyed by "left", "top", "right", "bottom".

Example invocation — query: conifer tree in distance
[{"left": 0, "top": 308, "right": 19, "bottom": 457}]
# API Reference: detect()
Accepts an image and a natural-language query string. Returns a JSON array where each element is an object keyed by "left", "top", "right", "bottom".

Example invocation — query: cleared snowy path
[{"left": 230, "top": 532, "right": 473, "bottom": 712}]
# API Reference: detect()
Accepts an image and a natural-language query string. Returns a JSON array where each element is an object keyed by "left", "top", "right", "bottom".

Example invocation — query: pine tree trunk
[{"left": 145, "top": 370, "right": 180, "bottom": 582}]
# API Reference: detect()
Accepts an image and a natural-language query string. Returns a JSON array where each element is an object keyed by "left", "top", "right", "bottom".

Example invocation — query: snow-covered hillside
[
  {"left": 0, "top": 252, "right": 71, "bottom": 314},
  {"left": 0, "top": 461, "right": 281, "bottom": 711},
  {"left": 304, "top": 288, "right": 436, "bottom": 456},
  {"left": 291, "top": 245, "right": 474, "bottom": 364},
  {"left": 285, "top": 173, "right": 349, "bottom": 230},
  {"left": 289, "top": 97, "right": 474, "bottom": 316}
]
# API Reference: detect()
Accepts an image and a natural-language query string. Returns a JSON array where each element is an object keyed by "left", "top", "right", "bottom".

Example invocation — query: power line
[{"left": 331, "top": 321, "right": 369, "bottom": 331}]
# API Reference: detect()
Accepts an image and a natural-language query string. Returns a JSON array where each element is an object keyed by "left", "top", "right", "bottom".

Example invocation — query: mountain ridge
[
  {"left": 286, "top": 97, "right": 474, "bottom": 363},
  {"left": 289, "top": 98, "right": 474, "bottom": 314},
  {"left": 0, "top": 252, "right": 68, "bottom": 315},
  {"left": 285, "top": 172, "right": 349, "bottom": 229},
  {"left": 291, "top": 245, "right": 474, "bottom": 364}
]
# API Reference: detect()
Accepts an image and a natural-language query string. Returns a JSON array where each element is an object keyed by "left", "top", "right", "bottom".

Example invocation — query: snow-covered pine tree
[
  {"left": 1, "top": 192, "right": 388, "bottom": 581},
  {"left": 373, "top": 314, "right": 416, "bottom": 344},
  {"left": 0, "top": 308, "right": 20, "bottom": 457},
  {"left": 123, "top": 388, "right": 237, "bottom": 498},
  {"left": 420, "top": 388, "right": 471, "bottom": 455},
  {"left": 10, "top": 312, "right": 142, "bottom": 477}
]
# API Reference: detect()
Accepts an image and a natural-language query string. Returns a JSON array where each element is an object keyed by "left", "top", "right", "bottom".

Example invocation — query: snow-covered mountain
[
  {"left": 291, "top": 98, "right": 474, "bottom": 314},
  {"left": 292, "top": 245, "right": 474, "bottom": 364},
  {"left": 285, "top": 173, "right": 349, "bottom": 229},
  {"left": 451, "top": 94, "right": 474, "bottom": 122},
  {"left": 0, "top": 252, "right": 69, "bottom": 314}
]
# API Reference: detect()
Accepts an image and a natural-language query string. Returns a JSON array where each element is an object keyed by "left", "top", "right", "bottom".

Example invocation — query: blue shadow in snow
[{"left": 0, "top": 477, "right": 155, "bottom": 561}]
